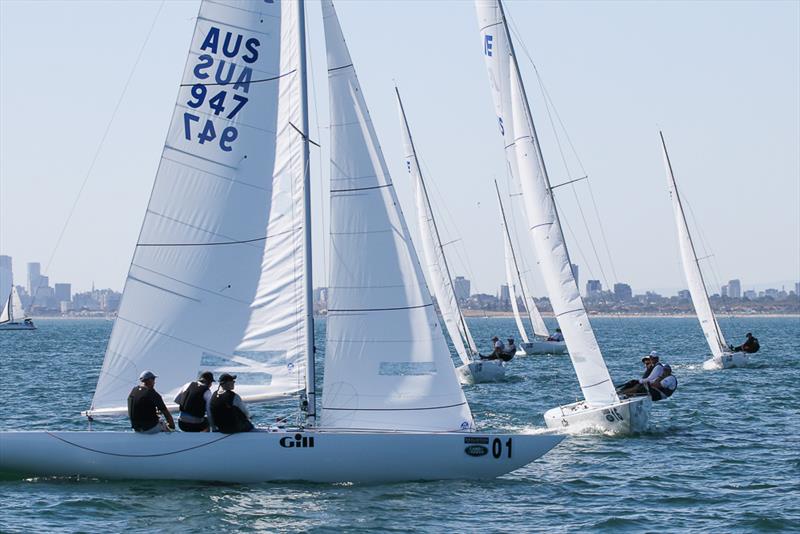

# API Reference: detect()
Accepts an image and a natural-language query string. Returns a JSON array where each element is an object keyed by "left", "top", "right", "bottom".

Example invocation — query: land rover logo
[
  {"left": 465, "top": 445, "right": 488, "bottom": 457},
  {"left": 279, "top": 433, "right": 315, "bottom": 448}
]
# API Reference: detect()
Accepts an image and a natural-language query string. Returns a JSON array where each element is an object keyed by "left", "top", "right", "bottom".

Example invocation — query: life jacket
[
  {"left": 744, "top": 338, "right": 760, "bottom": 353},
  {"left": 659, "top": 375, "right": 678, "bottom": 398},
  {"left": 178, "top": 381, "right": 210, "bottom": 418},
  {"left": 210, "top": 390, "right": 253, "bottom": 434},
  {"left": 128, "top": 385, "right": 160, "bottom": 431}
]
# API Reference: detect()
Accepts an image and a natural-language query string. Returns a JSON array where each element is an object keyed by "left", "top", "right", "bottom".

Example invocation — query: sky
[{"left": 1, "top": 0, "right": 798, "bottom": 297}]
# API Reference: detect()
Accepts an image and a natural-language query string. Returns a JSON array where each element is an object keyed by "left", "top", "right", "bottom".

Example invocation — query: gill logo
[{"left": 279, "top": 433, "right": 315, "bottom": 448}]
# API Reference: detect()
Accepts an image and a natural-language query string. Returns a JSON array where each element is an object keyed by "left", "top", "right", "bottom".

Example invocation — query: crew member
[
  {"left": 547, "top": 328, "right": 564, "bottom": 342},
  {"left": 127, "top": 370, "right": 175, "bottom": 433},
  {"left": 733, "top": 333, "right": 760, "bottom": 354},
  {"left": 481, "top": 336, "right": 504, "bottom": 360},
  {"left": 620, "top": 352, "right": 664, "bottom": 397},
  {"left": 210, "top": 373, "right": 254, "bottom": 434},
  {"left": 650, "top": 364, "right": 678, "bottom": 401},
  {"left": 174, "top": 371, "right": 214, "bottom": 432},
  {"left": 499, "top": 337, "right": 516, "bottom": 361}
]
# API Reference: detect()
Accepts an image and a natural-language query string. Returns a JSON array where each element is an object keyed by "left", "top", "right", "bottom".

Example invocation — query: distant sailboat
[
  {"left": 475, "top": 0, "right": 650, "bottom": 433},
  {"left": 495, "top": 181, "right": 566, "bottom": 356},
  {"left": 0, "top": 0, "right": 562, "bottom": 482},
  {"left": 660, "top": 131, "right": 747, "bottom": 369},
  {"left": 396, "top": 88, "right": 505, "bottom": 384},
  {"left": 0, "top": 286, "right": 36, "bottom": 331}
]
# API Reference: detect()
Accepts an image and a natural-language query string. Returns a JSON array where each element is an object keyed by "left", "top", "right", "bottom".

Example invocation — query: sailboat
[
  {"left": 396, "top": 89, "right": 505, "bottom": 384},
  {"left": 0, "top": 0, "right": 563, "bottom": 482},
  {"left": 495, "top": 182, "right": 566, "bottom": 356},
  {"left": 660, "top": 131, "right": 746, "bottom": 370},
  {"left": 0, "top": 286, "right": 36, "bottom": 331},
  {"left": 474, "top": 0, "right": 650, "bottom": 433}
]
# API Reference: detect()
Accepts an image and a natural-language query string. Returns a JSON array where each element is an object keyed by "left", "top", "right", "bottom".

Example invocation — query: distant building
[
  {"left": 721, "top": 285, "right": 728, "bottom": 298},
  {"left": 678, "top": 289, "right": 691, "bottom": 300},
  {"left": 613, "top": 283, "right": 632, "bottom": 301},
  {"left": 27, "top": 262, "right": 41, "bottom": 296},
  {"left": 55, "top": 283, "right": 71, "bottom": 303},
  {"left": 586, "top": 279, "right": 602, "bottom": 297},
  {"left": 728, "top": 279, "right": 741, "bottom": 299},
  {"left": 795, "top": 282, "right": 799, "bottom": 296},
  {"left": 499, "top": 284, "right": 510, "bottom": 305},
  {"left": 571, "top": 264, "right": 580, "bottom": 295},
  {"left": 0, "top": 256, "right": 11, "bottom": 302},
  {"left": 743, "top": 290, "right": 757, "bottom": 300},
  {"left": 453, "top": 276, "right": 470, "bottom": 302}
]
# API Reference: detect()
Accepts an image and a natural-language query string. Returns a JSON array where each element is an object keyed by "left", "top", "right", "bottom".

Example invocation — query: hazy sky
[{"left": 1, "top": 0, "right": 798, "bottom": 297}]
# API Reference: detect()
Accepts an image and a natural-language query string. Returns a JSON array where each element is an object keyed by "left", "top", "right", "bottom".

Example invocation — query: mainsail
[
  {"left": 397, "top": 89, "right": 478, "bottom": 367},
  {"left": 90, "top": 0, "right": 309, "bottom": 414},
  {"left": 320, "top": 0, "right": 473, "bottom": 432},
  {"left": 660, "top": 132, "right": 727, "bottom": 358},
  {"left": 476, "top": 0, "right": 617, "bottom": 406}
]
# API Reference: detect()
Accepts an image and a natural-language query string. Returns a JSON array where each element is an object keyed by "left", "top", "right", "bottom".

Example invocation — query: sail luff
[
  {"left": 0, "top": 293, "right": 10, "bottom": 324},
  {"left": 660, "top": 132, "right": 727, "bottom": 357},
  {"left": 397, "top": 88, "right": 475, "bottom": 365}
]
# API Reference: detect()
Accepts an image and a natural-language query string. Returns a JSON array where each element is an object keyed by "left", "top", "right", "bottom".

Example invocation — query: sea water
[{"left": 0, "top": 316, "right": 798, "bottom": 532}]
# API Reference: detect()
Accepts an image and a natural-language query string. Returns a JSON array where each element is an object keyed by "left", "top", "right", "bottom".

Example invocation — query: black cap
[
  {"left": 219, "top": 373, "right": 237, "bottom": 383},
  {"left": 492, "top": 336, "right": 499, "bottom": 341},
  {"left": 746, "top": 332, "right": 753, "bottom": 337},
  {"left": 198, "top": 371, "right": 215, "bottom": 383}
]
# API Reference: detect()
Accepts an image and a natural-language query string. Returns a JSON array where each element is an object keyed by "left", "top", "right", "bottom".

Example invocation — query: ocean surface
[{"left": 1, "top": 316, "right": 798, "bottom": 533}]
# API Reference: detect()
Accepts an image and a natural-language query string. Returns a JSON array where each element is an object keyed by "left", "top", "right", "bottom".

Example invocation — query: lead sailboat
[
  {"left": 495, "top": 182, "right": 566, "bottom": 356},
  {"left": 0, "top": 0, "right": 562, "bottom": 482},
  {"left": 660, "top": 131, "right": 746, "bottom": 369},
  {"left": 0, "top": 286, "right": 35, "bottom": 331},
  {"left": 396, "top": 88, "right": 505, "bottom": 384},
  {"left": 474, "top": 0, "right": 650, "bottom": 433}
]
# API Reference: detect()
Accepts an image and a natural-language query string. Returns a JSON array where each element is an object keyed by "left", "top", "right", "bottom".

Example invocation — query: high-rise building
[
  {"left": 727, "top": 279, "right": 741, "bottom": 299},
  {"left": 453, "top": 276, "right": 470, "bottom": 302},
  {"left": 27, "top": 262, "right": 41, "bottom": 296},
  {"left": 586, "top": 280, "right": 602, "bottom": 297},
  {"left": 571, "top": 264, "right": 580, "bottom": 294},
  {"left": 55, "top": 283, "right": 72, "bottom": 303},
  {"left": 743, "top": 290, "right": 757, "bottom": 299},
  {"left": 613, "top": 283, "right": 632, "bottom": 301},
  {"left": 794, "top": 282, "right": 799, "bottom": 296},
  {"left": 0, "top": 255, "right": 11, "bottom": 300},
  {"left": 0, "top": 255, "right": 11, "bottom": 271},
  {"left": 499, "top": 284, "right": 510, "bottom": 305},
  {"left": 721, "top": 285, "right": 728, "bottom": 298}
]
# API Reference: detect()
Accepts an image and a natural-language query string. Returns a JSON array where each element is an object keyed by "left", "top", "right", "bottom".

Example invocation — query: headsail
[
  {"left": 476, "top": 0, "right": 617, "bottom": 406},
  {"left": 397, "top": 88, "right": 477, "bottom": 366},
  {"left": 320, "top": 0, "right": 473, "bottom": 432},
  {"left": 90, "top": 0, "right": 308, "bottom": 415},
  {"left": 660, "top": 132, "right": 727, "bottom": 358}
]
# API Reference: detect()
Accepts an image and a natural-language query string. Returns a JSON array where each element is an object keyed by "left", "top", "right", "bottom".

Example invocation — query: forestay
[
  {"left": 476, "top": 0, "right": 617, "bottom": 406},
  {"left": 398, "top": 90, "right": 477, "bottom": 366},
  {"left": 660, "top": 132, "right": 727, "bottom": 358},
  {"left": 320, "top": 0, "right": 473, "bottom": 432},
  {"left": 90, "top": 0, "right": 308, "bottom": 415}
]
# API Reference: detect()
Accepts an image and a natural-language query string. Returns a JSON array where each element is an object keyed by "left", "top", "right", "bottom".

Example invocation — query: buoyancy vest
[
  {"left": 210, "top": 390, "right": 253, "bottom": 434},
  {"left": 128, "top": 386, "right": 160, "bottom": 430},
  {"left": 660, "top": 375, "right": 678, "bottom": 398},
  {"left": 179, "top": 382, "right": 209, "bottom": 418}
]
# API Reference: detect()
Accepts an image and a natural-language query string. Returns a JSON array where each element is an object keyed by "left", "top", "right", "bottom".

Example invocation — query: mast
[
  {"left": 298, "top": 0, "right": 316, "bottom": 425},
  {"left": 659, "top": 131, "right": 726, "bottom": 351},
  {"left": 396, "top": 87, "right": 476, "bottom": 356}
]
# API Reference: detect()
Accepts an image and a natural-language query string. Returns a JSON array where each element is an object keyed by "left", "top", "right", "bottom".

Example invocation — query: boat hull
[
  {"left": 703, "top": 351, "right": 748, "bottom": 370},
  {"left": 0, "top": 429, "right": 563, "bottom": 483},
  {"left": 517, "top": 340, "right": 567, "bottom": 355},
  {"left": 0, "top": 322, "right": 36, "bottom": 331},
  {"left": 457, "top": 360, "right": 506, "bottom": 384},
  {"left": 543, "top": 396, "right": 651, "bottom": 435}
]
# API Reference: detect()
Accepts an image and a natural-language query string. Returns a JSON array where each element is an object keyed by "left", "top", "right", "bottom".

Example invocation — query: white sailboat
[
  {"left": 396, "top": 89, "right": 505, "bottom": 384},
  {"left": 0, "top": 286, "right": 36, "bottom": 331},
  {"left": 0, "top": 0, "right": 563, "bottom": 482},
  {"left": 660, "top": 131, "right": 746, "bottom": 370},
  {"left": 495, "top": 182, "right": 566, "bottom": 356},
  {"left": 474, "top": 0, "right": 650, "bottom": 434}
]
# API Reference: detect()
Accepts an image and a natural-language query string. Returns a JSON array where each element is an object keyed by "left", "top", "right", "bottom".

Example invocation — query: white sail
[
  {"left": 398, "top": 90, "right": 476, "bottom": 366},
  {"left": 660, "top": 132, "right": 727, "bottom": 358},
  {"left": 90, "top": 0, "right": 308, "bottom": 415},
  {"left": 476, "top": 0, "right": 616, "bottom": 406},
  {"left": 519, "top": 272, "right": 549, "bottom": 338},
  {"left": 10, "top": 287, "right": 25, "bottom": 322},
  {"left": 503, "top": 225, "right": 529, "bottom": 343},
  {"left": 0, "top": 294, "right": 10, "bottom": 324},
  {"left": 320, "top": 0, "right": 473, "bottom": 432}
]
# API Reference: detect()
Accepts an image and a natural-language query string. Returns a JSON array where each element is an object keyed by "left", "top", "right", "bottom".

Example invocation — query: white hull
[
  {"left": 517, "top": 340, "right": 568, "bottom": 355},
  {"left": 0, "top": 429, "right": 563, "bottom": 483},
  {"left": 0, "top": 322, "right": 36, "bottom": 331},
  {"left": 543, "top": 396, "right": 651, "bottom": 435},
  {"left": 457, "top": 361, "right": 506, "bottom": 384},
  {"left": 703, "top": 351, "right": 749, "bottom": 370}
]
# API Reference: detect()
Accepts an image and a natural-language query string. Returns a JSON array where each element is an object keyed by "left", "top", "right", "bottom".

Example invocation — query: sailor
[
  {"left": 499, "top": 337, "right": 517, "bottom": 361},
  {"left": 547, "top": 328, "right": 564, "bottom": 342},
  {"left": 127, "top": 370, "right": 175, "bottom": 434},
  {"left": 174, "top": 371, "right": 214, "bottom": 432},
  {"left": 732, "top": 333, "right": 760, "bottom": 354},
  {"left": 481, "top": 336, "right": 503, "bottom": 360},
  {"left": 619, "top": 352, "right": 663, "bottom": 397},
  {"left": 650, "top": 364, "right": 678, "bottom": 401},
  {"left": 617, "top": 355, "right": 652, "bottom": 393},
  {"left": 210, "top": 373, "right": 254, "bottom": 434}
]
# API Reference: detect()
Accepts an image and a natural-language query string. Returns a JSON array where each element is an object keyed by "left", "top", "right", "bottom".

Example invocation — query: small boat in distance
[
  {"left": 0, "top": 286, "right": 36, "bottom": 331},
  {"left": 495, "top": 181, "right": 566, "bottom": 356},
  {"left": 659, "top": 131, "right": 748, "bottom": 370}
]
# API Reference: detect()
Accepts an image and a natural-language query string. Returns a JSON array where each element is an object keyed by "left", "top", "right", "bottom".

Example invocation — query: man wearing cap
[
  {"left": 127, "top": 371, "right": 175, "bottom": 434},
  {"left": 209, "top": 373, "right": 254, "bottom": 434},
  {"left": 174, "top": 371, "right": 215, "bottom": 432},
  {"left": 732, "top": 333, "right": 760, "bottom": 354},
  {"left": 650, "top": 364, "right": 678, "bottom": 401},
  {"left": 481, "top": 337, "right": 504, "bottom": 360},
  {"left": 499, "top": 337, "right": 517, "bottom": 361},
  {"left": 547, "top": 328, "right": 564, "bottom": 342},
  {"left": 618, "top": 352, "right": 664, "bottom": 397}
]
